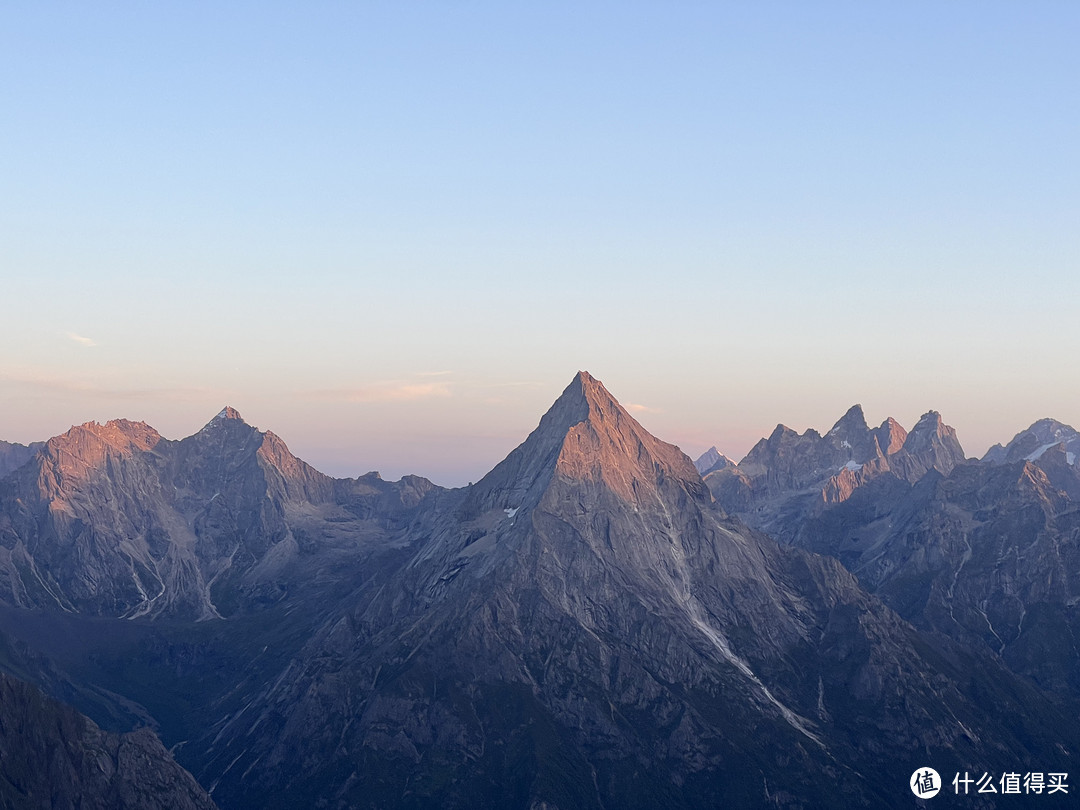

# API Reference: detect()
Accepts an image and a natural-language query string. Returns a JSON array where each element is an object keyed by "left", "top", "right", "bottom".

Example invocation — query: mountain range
[
  {"left": 700, "top": 407, "right": 1080, "bottom": 701},
  {"left": 1, "top": 374, "right": 1077, "bottom": 809}
]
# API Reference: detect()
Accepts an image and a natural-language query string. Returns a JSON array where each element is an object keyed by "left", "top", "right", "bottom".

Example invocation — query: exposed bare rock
[
  {"left": 789, "top": 449, "right": 1080, "bottom": 694},
  {"left": 873, "top": 417, "right": 907, "bottom": 456},
  {"left": 2, "top": 383, "right": 1077, "bottom": 810},
  {"left": 0, "top": 441, "right": 43, "bottom": 480},
  {"left": 886, "top": 410, "right": 966, "bottom": 482},
  {"left": 704, "top": 406, "right": 966, "bottom": 539},
  {"left": 693, "top": 446, "right": 734, "bottom": 476},
  {"left": 0, "top": 671, "right": 216, "bottom": 810},
  {"left": 0, "top": 408, "right": 436, "bottom": 620},
  {"left": 983, "top": 417, "right": 1080, "bottom": 466},
  {"left": 191, "top": 374, "right": 1074, "bottom": 809},
  {"left": 699, "top": 407, "right": 1080, "bottom": 707}
]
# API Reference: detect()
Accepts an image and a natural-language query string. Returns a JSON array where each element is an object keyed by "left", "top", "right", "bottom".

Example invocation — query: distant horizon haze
[
  {"left": 2, "top": 4, "right": 1076, "bottom": 487},
  {"left": 1, "top": 370, "right": 1070, "bottom": 488}
]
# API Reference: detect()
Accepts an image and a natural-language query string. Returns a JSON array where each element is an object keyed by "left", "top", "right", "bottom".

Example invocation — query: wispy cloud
[
  {"left": 626, "top": 402, "right": 662, "bottom": 414},
  {"left": 308, "top": 380, "right": 453, "bottom": 403},
  {"left": 66, "top": 332, "right": 96, "bottom": 347},
  {"left": 416, "top": 370, "right": 453, "bottom": 377}
]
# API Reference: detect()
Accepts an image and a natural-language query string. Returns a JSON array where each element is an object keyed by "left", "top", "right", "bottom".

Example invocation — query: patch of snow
[
  {"left": 842, "top": 460, "right": 862, "bottom": 472},
  {"left": 1025, "top": 442, "right": 1059, "bottom": 462},
  {"left": 840, "top": 440, "right": 851, "bottom": 449},
  {"left": 1068, "top": 452, "right": 1077, "bottom": 466},
  {"left": 504, "top": 507, "right": 518, "bottom": 518}
]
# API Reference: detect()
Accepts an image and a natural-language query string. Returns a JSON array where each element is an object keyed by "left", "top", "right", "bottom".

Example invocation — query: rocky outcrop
[
  {"left": 190, "top": 373, "right": 1075, "bottom": 810},
  {"left": 693, "top": 446, "right": 735, "bottom": 475},
  {"left": 790, "top": 449, "right": 1080, "bottom": 695},
  {"left": 886, "top": 410, "right": 966, "bottom": 482},
  {"left": 703, "top": 409, "right": 1080, "bottom": 699},
  {"left": 0, "top": 671, "right": 216, "bottom": 810},
  {"left": 873, "top": 417, "right": 908, "bottom": 455},
  {"left": 2, "top": 382, "right": 1077, "bottom": 810},
  {"left": 0, "top": 408, "right": 436, "bottom": 620},
  {"left": 703, "top": 405, "right": 967, "bottom": 538},
  {"left": 983, "top": 417, "right": 1080, "bottom": 466},
  {"left": 0, "top": 441, "right": 42, "bottom": 480}
]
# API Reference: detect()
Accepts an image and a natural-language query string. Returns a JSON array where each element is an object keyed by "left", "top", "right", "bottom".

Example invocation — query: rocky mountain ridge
[
  {"left": 703, "top": 405, "right": 966, "bottom": 536},
  {"left": 707, "top": 411, "right": 1080, "bottom": 704},
  {"left": 166, "top": 375, "right": 1079, "bottom": 808},
  {"left": 0, "top": 383, "right": 1077, "bottom": 809},
  {"left": 0, "top": 408, "right": 435, "bottom": 620},
  {"left": 0, "top": 669, "right": 217, "bottom": 810},
  {"left": 0, "top": 440, "right": 44, "bottom": 479},
  {"left": 983, "top": 417, "right": 1080, "bottom": 466}
]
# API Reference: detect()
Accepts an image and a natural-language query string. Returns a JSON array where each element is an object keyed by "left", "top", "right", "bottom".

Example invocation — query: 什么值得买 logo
[{"left": 911, "top": 767, "right": 941, "bottom": 798}]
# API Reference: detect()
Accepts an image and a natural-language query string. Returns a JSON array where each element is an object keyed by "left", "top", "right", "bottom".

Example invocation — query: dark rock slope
[
  {"left": 0, "top": 670, "right": 216, "bottom": 810},
  {"left": 191, "top": 373, "right": 1075, "bottom": 809},
  {"left": 1, "top": 382, "right": 1077, "bottom": 809},
  {"left": 792, "top": 429, "right": 1080, "bottom": 697},
  {"left": 0, "top": 441, "right": 42, "bottom": 480}
]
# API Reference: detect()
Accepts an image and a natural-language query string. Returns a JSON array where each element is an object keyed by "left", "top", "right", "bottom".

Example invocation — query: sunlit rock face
[
  {"left": 0, "top": 377, "right": 1076, "bottom": 810},
  {"left": 191, "top": 374, "right": 1075, "bottom": 810},
  {"left": 0, "top": 408, "right": 434, "bottom": 619}
]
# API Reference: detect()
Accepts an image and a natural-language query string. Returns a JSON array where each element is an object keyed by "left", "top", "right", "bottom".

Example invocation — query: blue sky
[{"left": 2, "top": 3, "right": 1078, "bottom": 484}]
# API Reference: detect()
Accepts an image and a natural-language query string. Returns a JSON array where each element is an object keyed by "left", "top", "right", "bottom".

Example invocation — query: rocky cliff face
[
  {"left": 0, "top": 408, "right": 435, "bottom": 620},
  {"left": 709, "top": 410, "right": 1080, "bottom": 703},
  {"left": 184, "top": 374, "right": 1074, "bottom": 809},
  {"left": 703, "top": 405, "right": 967, "bottom": 537},
  {"left": 693, "top": 446, "right": 735, "bottom": 476},
  {"left": 791, "top": 442, "right": 1080, "bottom": 697},
  {"left": 983, "top": 417, "right": 1080, "bottom": 466},
  {"left": 0, "top": 670, "right": 217, "bottom": 810},
  {"left": 1, "top": 381, "right": 1077, "bottom": 809},
  {"left": 0, "top": 440, "right": 43, "bottom": 480}
]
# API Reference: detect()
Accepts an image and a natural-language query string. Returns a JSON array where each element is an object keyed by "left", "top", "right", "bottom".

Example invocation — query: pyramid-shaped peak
[
  {"left": 565, "top": 369, "right": 618, "bottom": 410},
  {"left": 829, "top": 404, "right": 868, "bottom": 435},
  {"left": 531, "top": 371, "right": 634, "bottom": 438},
  {"left": 694, "top": 446, "right": 734, "bottom": 475},
  {"left": 466, "top": 372, "right": 703, "bottom": 513},
  {"left": 198, "top": 406, "right": 254, "bottom": 434},
  {"left": 576, "top": 369, "right": 599, "bottom": 387},
  {"left": 914, "top": 410, "right": 942, "bottom": 426},
  {"left": 767, "top": 423, "right": 797, "bottom": 442},
  {"left": 898, "top": 410, "right": 965, "bottom": 472},
  {"left": 216, "top": 406, "right": 245, "bottom": 422},
  {"left": 874, "top": 417, "right": 908, "bottom": 455}
]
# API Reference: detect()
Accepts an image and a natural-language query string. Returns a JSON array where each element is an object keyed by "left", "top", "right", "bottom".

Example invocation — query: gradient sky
[{"left": 2, "top": 2, "right": 1078, "bottom": 485}]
